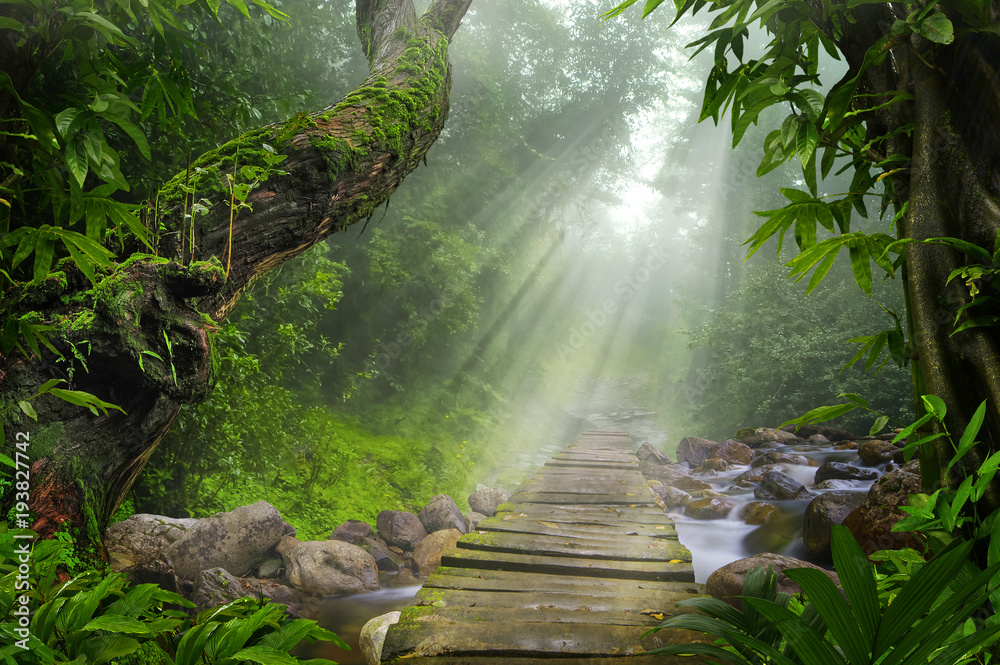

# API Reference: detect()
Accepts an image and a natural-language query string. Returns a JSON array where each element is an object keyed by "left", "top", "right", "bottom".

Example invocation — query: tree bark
[{"left": 1, "top": 0, "right": 472, "bottom": 542}]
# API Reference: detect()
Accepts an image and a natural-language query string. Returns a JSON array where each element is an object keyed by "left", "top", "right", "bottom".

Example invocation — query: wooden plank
[
  {"left": 496, "top": 504, "right": 669, "bottom": 519},
  {"left": 457, "top": 532, "right": 691, "bottom": 562},
  {"left": 508, "top": 492, "right": 652, "bottom": 505},
  {"left": 382, "top": 620, "right": 708, "bottom": 660},
  {"left": 441, "top": 548, "right": 695, "bottom": 582},
  {"left": 475, "top": 517, "right": 678, "bottom": 540},
  {"left": 425, "top": 567, "right": 704, "bottom": 597},
  {"left": 385, "top": 656, "right": 673, "bottom": 664},
  {"left": 418, "top": 584, "right": 703, "bottom": 611},
  {"left": 515, "top": 482, "right": 651, "bottom": 495}
]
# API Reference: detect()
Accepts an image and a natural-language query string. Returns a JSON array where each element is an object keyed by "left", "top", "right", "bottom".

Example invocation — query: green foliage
[
  {"left": 0, "top": 525, "right": 345, "bottom": 665},
  {"left": 648, "top": 527, "right": 1000, "bottom": 664}
]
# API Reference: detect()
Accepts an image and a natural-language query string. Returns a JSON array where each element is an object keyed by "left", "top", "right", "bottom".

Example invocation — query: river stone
[
  {"left": 464, "top": 511, "right": 488, "bottom": 531},
  {"left": 360, "top": 611, "right": 401, "bottom": 665},
  {"left": 781, "top": 424, "right": 854, "bottom": 440},
  {"left": 105, "top": 514, "right": 200, "bottom": 568},
  {"left": 116, "top": 558, "right": 182, "bottom": 593},
  {"left": 815, "top": 462, "right": 879, "bottom": 483},
  {"left": 468, "top": 488, "right": 511, "bottom": 517},
  {"left": 742, "top": 502, "right": 778, "bottom": 525},
  {"left": 330, "top": 519, "right": 372, "bottom": 545},
  {"left": 685, "top": 497, "right": 736, "bottom": 520},
  {"left": 702, "top": 457, "right": 728, "bottom": 472},
  {"left": 711, "top": 440, "right": 753, "bottom": 465},
  {"left": 843, "top": 459, "right": 925, "bottom": 555},
  {"left": 648, "top": 481, "right": 691, "bottom": 510},
  {"left": 734, "top": 427, "right": 800, "bottom": 448},
  {"left": 743, "top": 510, "right": 801, "bottom": 553},
  {"left": 257, "top": 580, "right": 304, "bottom": 616},
  {"left": 808, "top": 434, "right": 830, "bottom": 443},
  {"left": 755, "top": 470, "right": 812, "bottom": 501},
  {"left": 418, "top": 494, "right": 467, "bottom": 534},
  {"left": 858, "top": 440, "right": 899, "bottom": 464},
  {"left": 733, "top": 464, "right": 781, "bottom": 486},
  {"left": 166, "top": 501, "right": 294, "bottom": 581},
  {"left": 836, "top": 441, "right": 860, "bottom": 450},
  {"left": 377, "top": 510, "right": 428, "bottom": 551},
  {"left": 282, "top": 540, "right": 379, "bottom": 595},
  {"left": 803, "top": 491, "right": 869, "bottom": 563},
  {"left": 676, "top": 437, "right": 717, "bottom": 467},
  {"left": 814, "top": 479, "right": 859, "bottom": 490},
  {"left": 751, "top": 452, "right": 809, "bottom": 468},
  {"left": 707, "top": 553, "right": 841, "bottom": 609},
  {"left": 411, "top": 528, "right": 463, "bottom": 576},
  {"left": 191, "top": 568, "right": 249, "bottom": 609},
  {"left": 256, "top": 558, "right": 283, "bottom": 579},
  {"left": 636, "top": 442, "right": 672, "bottom": 465}
]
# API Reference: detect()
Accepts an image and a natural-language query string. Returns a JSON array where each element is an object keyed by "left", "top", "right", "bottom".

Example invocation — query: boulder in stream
[
  {"left": 742, "top": 502, "right": 778, "bottom": 525},
  {"left": 707, "top": 553, "right": 841, "bottom": 609},
  {"left": 814, "top": 461, "right": 879, "bottom": 483},
  {"left": 360, "top": 611, "right": 401, "bottom": 665},
  {"left": 751, "top": 452, "right": 809, "bottom": 468},
  {"left": 468, "top": 488, "right": 511, "bottom": 517},
  {"left": 734, "top": 427, "right": 800, "bottom": 448},
  {"left": 166, "top": 501, "right": 294, "bottom": 582},
  {"left": 376, "top": 510, "right": 428, "bottom": 551},
  {"left": 330, "top": 519, "right": 372, "bottom": 545},
  {"left": 464, "top": 511, "right": 488, "bottom": 531},
  {"left": 676, "top": 437, "right": 717, "bottom": 467},
  {"left": 685, "top": 497, "right": 736, "bottom": 520},
  {"left": 843, "top": 459, "right": 925, "bottom": 556},
  {"left": 781, "top": 424, "right": 854, "bottom": 440},
  {"left": 418, "top": 494, "right": 467, "bottom": 534},
  {"left": 282, "top": 539, "right": 379, "bottom": 595},
  {"left": 710, "top": 440, "right": 753, "bottom": 465},
  {"left": 803, "top": 491, "right": 868, "bottom": 563},
  {"left": 636, "top": 442, "right": 672, "bottom": 465},
  {"left": 648, "top": 481, "right": 691, "bottom": 510},
  {"left": 755, "top": 470, "right": 812, "bottom": 500},
  {"left": 411, "top": 528, "right": 463, "bottom": 576},
  {"left": 191, "top": 568, "right": 249, "bottom": 609},
  {"left": 105, "top": 513, "right": 199, "bottom": 569},
  {"left": 858, "top": 439, "right": 899, "bottom": 465}
]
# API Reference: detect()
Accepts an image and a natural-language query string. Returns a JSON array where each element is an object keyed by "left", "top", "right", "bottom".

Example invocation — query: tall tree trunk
[{"left": 0, "top": 0, "right": 473, "bottom": 543}]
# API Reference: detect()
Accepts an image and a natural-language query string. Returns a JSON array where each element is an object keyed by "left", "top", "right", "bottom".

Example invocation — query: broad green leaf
[
  {"left": 869, "top": 415, "right": 889, "bottom": 436},
  {"left": 797, "top": 122, "right": 819, "bottom": 168},
  {"left": 0, "top": 17, "right": 25, "bottom": 31},
  {"left": 921, "top": 394, "right": 947, "bottom": 420},
  {"left": 230, "top": 646, "right": 299, "bottom": 665},
  {"left": 83, "top": 615, "right": 152, "bottom": 634},
  {"left": 945, "top": 400, "right": 986, "bottom": 474},
  {"left": 18, "top": 400, "right": 37, "bottom": 420},
  {"left": 65, "top": 141, "right": 88, "bottom": 188},
  {"left": 642, "top": 0, "right": 668, "bottom": 17},
  {"left": 101, "top": 112, "right": 151, "bottom": 160},
  {"left": 839, "top": 392, "right": 869, "bottom": 408},
  {"left": 55, "top": 107, "right": 82, "bottom": 140},
  {"left": 848, "top": 237, "right": 872, "bottom": 296},
  {"left": 912, "top": 9, "right": 954, "bottom": 44}
]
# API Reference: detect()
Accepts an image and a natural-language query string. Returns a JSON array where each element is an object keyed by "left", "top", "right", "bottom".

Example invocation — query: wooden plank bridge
[{"left": 381, "top": 431, "right": 709, "bottom": 663}]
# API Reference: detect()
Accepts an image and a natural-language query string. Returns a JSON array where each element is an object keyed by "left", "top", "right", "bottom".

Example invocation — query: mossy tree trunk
[
  {"left": 831, "top": 5, "right": 1000, "bottom": 511},
  {"left": 0, "top": 0, "right": 473, "bottom": 544}
]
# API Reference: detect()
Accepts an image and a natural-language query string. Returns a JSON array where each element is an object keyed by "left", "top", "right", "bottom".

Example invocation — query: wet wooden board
[
  {"left": 383, "top": 431, "right": 707, "bottom": 662},
  {"left": 474, "top": 517, "right": 678, "bottom": 540},
  {"left": 456, "top": 532, "right": 690, "bottom": 561}
]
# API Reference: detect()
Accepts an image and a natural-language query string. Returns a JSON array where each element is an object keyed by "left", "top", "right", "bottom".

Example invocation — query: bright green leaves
[{"left": 745, "top": 187, "right": 838, "bottom": 260}]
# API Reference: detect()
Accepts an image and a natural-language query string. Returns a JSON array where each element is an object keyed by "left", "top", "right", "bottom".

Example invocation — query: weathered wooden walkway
[{"left": 381, "top": 431, "right": 709, "bottom": 663}]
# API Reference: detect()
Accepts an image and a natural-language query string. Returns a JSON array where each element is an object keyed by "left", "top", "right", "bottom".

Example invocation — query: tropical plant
[
  {"left": 0, "top": 524, "right": 346, "bottom": 665},
  {"left": 602, "top": 0, "right": 1000, "bottom": 506},
  {"left": 647, "top": 526, "right": 1000, "bottom": 664}
]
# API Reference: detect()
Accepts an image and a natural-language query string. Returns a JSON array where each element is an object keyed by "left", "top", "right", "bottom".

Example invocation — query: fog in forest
[{"left": 131, "top": 0, "right": 913, "bottom": 539}]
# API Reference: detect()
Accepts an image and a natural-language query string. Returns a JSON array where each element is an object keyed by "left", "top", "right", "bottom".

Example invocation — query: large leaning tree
[
  {"left": 608, "top": 0, "right": 1000, "bottom": 503},
  {"left": 0, "top": 0, "right": 473, "bottom": 543}
]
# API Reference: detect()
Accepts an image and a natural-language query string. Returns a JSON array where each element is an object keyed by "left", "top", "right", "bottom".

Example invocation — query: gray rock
[
  {"left": 411, "top": 528, "right": 463, "bottom": 576},
  {"left": 377, "top": 510, "right": 428, "bottom": 551},
  {"left": 330, "top": 519, "right": 372, "bottom": 545},
  {"left": 843, "top": 459, "right": 924, "bottom": 555},
  {"left": 636, "top": 442, "right": 672, "bottom": 465},
  {"left": 256, "top": 558, "right": 283, "bottom": 579},
  {"left": 362, "top": 534, "right": 402, "bottom": 572},
  {"left": 647, "top": 481, "right": 691, "bottom": 510},
  {"left": 685, "top": 498, "right": 736, "bottom": 520},
  {"left": 191, "top": 568, "right": 249, "bottom": 609},
  {"left": 781, "top": 424, "right": 854, "bottom": 440},
  {"left": 105, "top": 514, "right": 199, "bottom": 567},
  {"left": 733, "top": 464, "right": 781, "bottom": 486},
  {"left": 815, "top": 462, "right": 879, "bottom": 483},
  {"left": 701, "top": 457, "right": 728, "bottom": 472},
  {"left": 803, "top": 491, "right": 869, "bottom": 563},
  {"left": 282, "top": 540, "right": 379, "bottom": 596},
  {"left": 360, "top": 611, "right": 401, "bottom": 665},
  {"left": 707, "top": 553, "right": 840, "bottom": 609},
  {"left": 166, "top": 501, "right": 293, "bottom": 582},
  {"left": 464, "top": 511, "right": 488, "bottom": 531},
  {"left": 468, "top": 488, "right": 511, "bottom": 517},
  {"left": 734, "top": 427, "right": 800, "bottom": 448},
  {"left": 676, "top": 437, "right": 718, "bottom": 467},
  {"left": 418, "top": 494, "right": 467, "bottom": 534},
  {"left": 813, "top": 479, "right": 859, "bottom": 490},
  {"left": 751, "top": 452, "right": 809, "bottom": 468},
  {"left": 710, "top": 440, "right": 753, "bottom": 465},
  {"left": 858, "top": 440, "right": 898, "bottom": 465},
  {"left": 742, "top": 502, "right": 777, "bottom": 525},
  {"left": 755, "top": 470, "right": 812, "bottom": 501}
]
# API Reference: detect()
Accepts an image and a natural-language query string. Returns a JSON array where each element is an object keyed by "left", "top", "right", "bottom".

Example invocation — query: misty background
[{"left": 131, "top": 0, "right": 913, "bottom": 538}]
